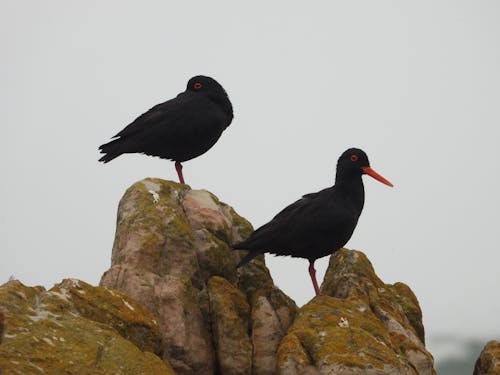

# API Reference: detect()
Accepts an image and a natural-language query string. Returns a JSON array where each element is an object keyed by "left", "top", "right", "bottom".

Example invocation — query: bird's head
[
  {"left": 186, "top": 75, "right": 233, "bottom": 118},
  {"left": 187, "top": 76, "right": 227, "bottom": 95},
  {"left": 336, "top": 148, "right": 393, "bottom": 187}
]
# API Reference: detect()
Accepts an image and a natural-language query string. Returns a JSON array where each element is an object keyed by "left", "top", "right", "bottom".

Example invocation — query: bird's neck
[{"left": 335, "top": 173, "right": 365, "bottom": 212}]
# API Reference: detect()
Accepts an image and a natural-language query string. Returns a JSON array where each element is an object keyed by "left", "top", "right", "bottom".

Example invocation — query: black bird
[
  {"left": 232, "top": 148, "right": 393, "bottom": 296},
  {"left": 98, "top": 75, "right": 233, "bottom": 184}
]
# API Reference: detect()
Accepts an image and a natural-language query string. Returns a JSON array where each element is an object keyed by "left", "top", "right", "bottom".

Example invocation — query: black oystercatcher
[
  {"left": 232, "top": 148, "right": 393, "bottom": 296},
  {"left": 98, "top": 75, "right": 233, "bottom": 184}
]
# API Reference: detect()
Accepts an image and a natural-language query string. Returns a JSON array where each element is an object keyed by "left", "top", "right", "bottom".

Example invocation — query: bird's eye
[
  {"left": 350, "top": 154, "right": 358, "bottom": 162},
  {"left": 194, "top": 83, "right": 202, "bottom": 90}
]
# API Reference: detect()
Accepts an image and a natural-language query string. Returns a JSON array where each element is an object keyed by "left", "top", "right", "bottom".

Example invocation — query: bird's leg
[
  {"left": 308, "top": 260, "right": 321, "bottom": 296},
  {"left": 175, "top": 162, "right": 185, "bottom": 184}
]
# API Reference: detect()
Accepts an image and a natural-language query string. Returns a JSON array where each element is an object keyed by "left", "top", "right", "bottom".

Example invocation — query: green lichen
[
  {"left": 201, "top": 238, "right": 237, "bottom": 283},
  {"left": 164, "top": 214, "right": 193, "bottom": 240},
  {"left": 390, "top": 282, "right": 425, "bottom": 343},
  {"left": 111, "top": 179, "right": 197, "bottom": 276},
  {"left": 227, "top": 206, "right": 254, "bottom": 240},
  {"left": 236, "top": 258, "right": 274, "bottom": 299}
]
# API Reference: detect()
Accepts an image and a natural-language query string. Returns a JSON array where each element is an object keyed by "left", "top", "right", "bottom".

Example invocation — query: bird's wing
[
  {"left": 270, "top": 186, "right": 336, "bottom": 222},
  {"left": 301, "top": 186, "right": 333, "bottom": 200},
  {"left": 112, "top": 92, "right": 194, "bottom": 139},
  {"left": 237, "top": 187, "right": 337, "bottom": 251}
]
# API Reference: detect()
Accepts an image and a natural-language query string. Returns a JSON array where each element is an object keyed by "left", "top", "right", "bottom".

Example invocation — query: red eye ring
[
  {"left": 350, "top": 154, "right": 358, "bottom": 162},
  {"left": 194, "top": 82, "right": 202, "bottom": 90}
]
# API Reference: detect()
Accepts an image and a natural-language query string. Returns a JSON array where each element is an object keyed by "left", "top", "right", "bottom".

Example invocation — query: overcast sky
[{"left": 2, "top": 0, "right": 499, "bottom": 350}]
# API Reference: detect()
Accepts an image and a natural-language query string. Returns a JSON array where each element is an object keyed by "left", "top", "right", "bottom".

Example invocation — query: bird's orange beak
[{"left": 362, "top": 167, "right": 394, "bottom": 187}]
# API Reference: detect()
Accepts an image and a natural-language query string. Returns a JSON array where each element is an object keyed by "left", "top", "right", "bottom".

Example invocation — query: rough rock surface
[
  {"left": 208, "top": 276, "right": 252, "bottom": 375},
  {"left": 0, "top": 308, "right": 4, "bottom": 344},
  {"left": 473, "top": 340, "right": 500, "bottom": 375},
  {"left": 0, "top": 279, "right": 174, "bottom": 374},
  {"left": 277, "top": 249, "right": 436, "bottom": 375},
  {"left": 0, "top": 179, "right": 439, "bottom": 375},
  {"left": 100, "top": 178, "right": 297, "bottom": 375}
]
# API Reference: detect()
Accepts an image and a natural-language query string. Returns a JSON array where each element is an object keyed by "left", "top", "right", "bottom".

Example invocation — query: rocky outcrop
[
  {"left": 0, "top": 308, "right": 4, "bottom": 344},
  {"left": 100, "top": 178, "right": 297, "bottom": 375},
  {"left": 277, "top": 249, "right": 436, "bottom": 375},
  {"left": 0, "top": 279, "right": 174, "bottom": 374},
  {"left": 0, "top": 179, "right": 438, "bottom": 375},
  {"left": 474, "top": 340, "right": 500, "bottom": 375}
]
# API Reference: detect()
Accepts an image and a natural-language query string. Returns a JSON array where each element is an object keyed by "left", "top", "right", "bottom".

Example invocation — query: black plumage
[
  {"left": 232, "top": 148, "right": 393, "bottom": 296},
  {"left": 98, "top": 75, "right": 233, "bottom": 184}
]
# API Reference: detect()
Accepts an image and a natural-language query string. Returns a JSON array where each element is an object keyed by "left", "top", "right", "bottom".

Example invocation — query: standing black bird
[
  {"left": 232, "top": 148, "right": 393, "bottom": 296},
  {"left": 98, "top": 75, "right": 233, "bottom": 184}
]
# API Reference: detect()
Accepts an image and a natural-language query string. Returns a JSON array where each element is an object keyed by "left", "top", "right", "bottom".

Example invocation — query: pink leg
[
  {"left": 308, "top": 260, "right": 321, "bottom": 296},
  {"left": 175, "top": 162, "right": 185, "bottom": 184}
]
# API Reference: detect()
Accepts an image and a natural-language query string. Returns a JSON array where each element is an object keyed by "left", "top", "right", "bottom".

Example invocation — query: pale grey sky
[{"left": 2, "top": 0, "right": 499, "bottom": 350}]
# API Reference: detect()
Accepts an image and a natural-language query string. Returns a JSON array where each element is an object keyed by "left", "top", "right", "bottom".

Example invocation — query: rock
[
  {"left": 1, "top": 179, "right": 438, "bottom": 374},
  {"left": 0, "top": 308, "right": 4, "bottom": 344},
  {"left": 251, "top": 286, "right": 298, "bottom": 375},
  {"left": 208, "top": 276, "right": 252, "bottom": 375},
  {"left": 100, "top": 178, "right": 297, "bottom": 375},
  {"left": 473, "top": 340, "right": 500, "bottom": 375},
  {"left": 277, "top": 248, "right": 436, "bottom": 375},
  {"left": 0, "top": 279, "right": 175, "bottom": 374}
]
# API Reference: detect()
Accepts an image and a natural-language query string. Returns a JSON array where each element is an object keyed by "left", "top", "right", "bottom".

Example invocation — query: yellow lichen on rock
[
  {"left": 277, "top": 249, "right": 436, "bottom": 375},
  {"left": 50, "top": 278, "right": 162, "bottom": 353},
  {"left": 0, "top": 279, "right": 175, "bottom": 374},
  {"left": 278, "top": 296, "right": 408, "bottom": 373},
  {"left": 277, "top": 333, "right": 312, "bottom": 373}
]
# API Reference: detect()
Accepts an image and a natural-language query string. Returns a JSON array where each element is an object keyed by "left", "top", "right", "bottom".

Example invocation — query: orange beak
[{"left": 361, "top": 167, "right": 394, "bottom": 187}]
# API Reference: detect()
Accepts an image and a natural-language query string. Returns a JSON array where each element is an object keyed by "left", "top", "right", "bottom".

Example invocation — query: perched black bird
[
  {"left": 232, "top": 148, "right": 393, "bottom": 296},
  {"left": 98, "top": 75, "right": 233, "bottom": 184}
]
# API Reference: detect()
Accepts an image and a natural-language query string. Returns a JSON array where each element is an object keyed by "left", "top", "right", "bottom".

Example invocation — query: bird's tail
[
  {"left": 232, "top": 243, "right": 262, "bottom": 268},
  {"left": 98, "top": 138, "right": 124, "bottom": 163}
]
